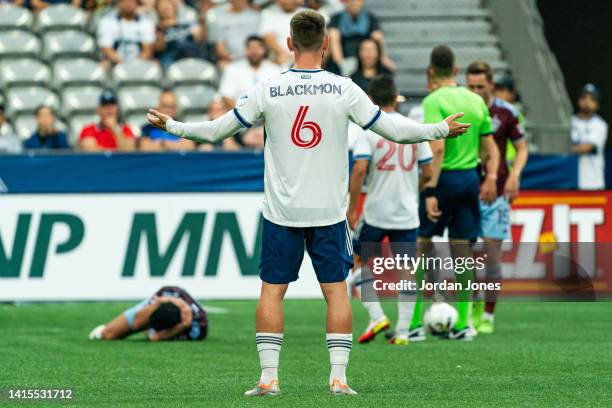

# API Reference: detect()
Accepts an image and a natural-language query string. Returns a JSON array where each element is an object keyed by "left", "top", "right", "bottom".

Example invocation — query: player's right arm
[
  {"left": 346, "top": 83, "right": 470, "bottom": 143},
  {"left": 147, "top": 83, "right": 264, "bottom": 143}
]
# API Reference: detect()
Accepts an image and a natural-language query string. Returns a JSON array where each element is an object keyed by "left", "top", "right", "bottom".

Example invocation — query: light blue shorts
[
  {"left": 479, "top": 196, "right": 511, "bottom": 240},
  {"left": 123, "top": 298, "right": 151, "bottom": 329}
]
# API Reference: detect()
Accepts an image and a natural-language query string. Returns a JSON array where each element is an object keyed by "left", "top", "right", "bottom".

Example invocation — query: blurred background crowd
[{"left": 0, "top": 0, "right": 608, "bottom": 177}]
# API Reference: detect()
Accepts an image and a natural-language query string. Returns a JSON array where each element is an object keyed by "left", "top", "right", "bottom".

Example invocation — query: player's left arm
[
  {"left": 505, "top": 138, "right": 528, "bottom": 200},
  {"left": 347, "top": 83, "right": 469, "bottom": 142},
  {"left": 479, "top": 135, "right": 500, "bottom": 204},
  {"left": 504, "top": 113, "right": 529, "bottom": 200}
]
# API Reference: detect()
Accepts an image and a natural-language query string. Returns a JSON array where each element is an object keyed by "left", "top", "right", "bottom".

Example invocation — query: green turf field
[{"left": 1, "top": 300, "right": 611, "bottom": 407}]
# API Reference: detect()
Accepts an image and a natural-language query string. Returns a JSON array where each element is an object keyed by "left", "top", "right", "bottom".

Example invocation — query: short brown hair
[
  {"left": 290, "top": 10, "right": 326, "bottom": 51},
  {"left": 430, "top": 45, "right": 455, "bottom": 78},
  {"left": 466, "top": 61, "right": 493, "bottom": 82}
]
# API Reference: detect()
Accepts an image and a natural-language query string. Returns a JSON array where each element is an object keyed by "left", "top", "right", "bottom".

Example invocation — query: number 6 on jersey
[{"left": 291, "top": 106, "right": 322, "bottom": 149}]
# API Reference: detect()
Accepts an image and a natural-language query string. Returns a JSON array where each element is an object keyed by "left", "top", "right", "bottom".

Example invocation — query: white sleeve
[
  {"left": 165, "top": 110, "right": 242, "bottom": 143},
  {"left": 97, "top": 17, "right": 115, "bottom": 48},
  {"left": 351, "top": 127, "right": 372, "bottom": 160},
  {"left": 233, "top": 82, "right": 264, "bottom": 127},
  {"left": 588, "top": 121, "right": 608, "bottom": 151},
  {"left": 140, "top": 19, "right": 155, "bottom": 44},
  {"left": 371, "top": 111, "right": 449, "bottom": 143},
  {"left": 346, "top": 81, "right": 382, "bottom": 129},
  {"left": 417, "top": 142, "right": 433, "bottom": 165}
]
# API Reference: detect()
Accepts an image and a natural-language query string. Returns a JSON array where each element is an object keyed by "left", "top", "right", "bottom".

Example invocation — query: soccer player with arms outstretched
[
  {"left": 347, "top": 74, "right": 433, "bottom": 346},
  {"left": 466, "top": 61, "right": 528, "bottom": 333},
  {"left": 146, "top": 11, "right": 469, "bottom": 396}
]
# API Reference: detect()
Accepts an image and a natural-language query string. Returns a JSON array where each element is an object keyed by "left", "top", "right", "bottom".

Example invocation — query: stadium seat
[
  {"left": 14, "top": 113, "right": 67, "bottom": 141},
  {"left": 5, "top": 86, "right": 59, "bottom": 117},
  {"left": 118, "top": 85, "right": 162, "bottom": 116},
  {"left": 35, "top": 5, "right": 87, "bottom": 32},
  {"left": 166, "top": 58, "right": 217, "bottom": 87},
  {"left": 389, "top": 46, "right": 506, "bottom": 71},
  {"left": 42, "top": 30, "right": 95, "bottom": 61},
  {"left": 174, "top": 85, "right": 217, "bottom": 115},
  {"left": 0, "top": 30, "right": 41, "bottom": 59},
  {"left": 0, "top": 5, "right": 33, "bottom": 31},
  {"left": 52, "top": 58, "right": 107, "bottom": 89},
  {"left": 0, "top": 59, "right": 51, "bottom": 88},
  {"left": 61, "top": 86, "right": 103, "bottom": 117},
  {"left": 125, "top": 113, "right": 148, "bottom": 131},
  {"left": 68, "top": 113, "right": 98, "bottom": 145},
  {"left": 112, "top": 59, "right": 162, "bottom": 87}
]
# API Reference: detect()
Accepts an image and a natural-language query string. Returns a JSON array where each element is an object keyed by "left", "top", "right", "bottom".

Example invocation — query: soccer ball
[{"left": 424, "top": 303, "right": 458, "bottom": 335}]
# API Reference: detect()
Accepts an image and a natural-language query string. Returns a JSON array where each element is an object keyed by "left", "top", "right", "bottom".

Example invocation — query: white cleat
[
  {"left": 244, "top": 380, "right": 280, "bottom": 397},
  {"left": 89, "top": 324, "right": 106, "bottom": 340},
  {"left": 330, "top": 379, "right": 357, "bottom": 395}
]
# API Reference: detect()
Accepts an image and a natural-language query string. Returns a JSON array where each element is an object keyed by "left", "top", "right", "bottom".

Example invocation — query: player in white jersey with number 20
[
  {"left": 347, "top": 74, "right": 433, "bottom": 346},
  {"left": 146, "top": 10, "right": 469, "bottom": 397}
]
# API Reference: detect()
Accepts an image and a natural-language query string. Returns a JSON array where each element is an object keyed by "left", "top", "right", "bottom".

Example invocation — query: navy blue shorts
[
  {"left": 419, "top": 169, "right": 480, "bottom": 240},
  {"left": 353, "top": 220, "right": 418, "bottom": 258},
  {"left": 259, "top": 218, "right": 354, "bottom": 284}
]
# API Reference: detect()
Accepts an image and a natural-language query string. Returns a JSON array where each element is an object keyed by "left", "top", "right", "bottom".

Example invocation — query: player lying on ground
[
  {"left": 466, "top": 61, "right": 528, "bottom": 333},
  {"left": 89, "top": 286, "right": 208, "bottom": 341},
  {"left": 146, "top": 10, "right": 469, "bottom": 396},
  {"left": 409, "top": 45, "right": 500, "bottom": 341},
  {"left": 346, "top": 74, "right": 433, "bottom": 346}
]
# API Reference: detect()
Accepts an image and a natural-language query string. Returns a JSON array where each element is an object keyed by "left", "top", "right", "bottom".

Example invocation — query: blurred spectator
[
  {"left": 0, "top": 104, "right": 22, "bottom": 154},
  {"left": 350, "top": 37, "right": 392, "bottom": 92},
  {"left": 328, "top": 0, "right": 393, "bottom": 74},
  {"left": 198, "top": 98, "right": 242, "bottom": 151},
  {"left": 97, "top": 0, "right": 155, "bottom": 67},
  {"left": 304, "top": 0, "right": 344, "bottom": 23},
  {"left": 208, "top": 0, "right": 260, "bottom": 69},
  {"left": 154, "top": 0, "right": 205, "bottom": 68},
  {"left": 79, "top": 89, "right": 136, "bottom": 152},
  {"left": 29, "top": 0, "right": 80, "bottom": 11},
  {"left": 259, "top": 0, "right": 304, "bottom": 65},
  {"left": 219, "top": 35, "right": 281, "bottom": 107},
  {"left": 23, "top": 106, "right": 70, "bottom": 150},
  {"left": 571, "top": 83, "right": 608, "bottom": 190},
  {"left": 140, "top": 90, "right": 195, "bottom": 151}
]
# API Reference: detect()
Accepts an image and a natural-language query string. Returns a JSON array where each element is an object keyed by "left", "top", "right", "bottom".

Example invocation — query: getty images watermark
[
  {"left": 370, "top": 253, "right": 500, "bottom": 292},
  {"left": 357, "top": 241, "right": 612, "bottom": 302}
]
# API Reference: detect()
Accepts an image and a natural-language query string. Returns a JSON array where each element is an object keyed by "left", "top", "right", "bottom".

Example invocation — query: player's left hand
[
  {"left": 504, "top": 173, "right": 520, "bottom": 202},
  {"left": 346, "top": 210, "right": 356, "bottom": 231},
  {"left": 480, "top": 177, "right": 497, "bottom": 204},
  {"left": 147, "top": 109, "right": 171, "bottom": 131},
  {"left": 444, "top": 113, "right": 471, "bottom": 138}
]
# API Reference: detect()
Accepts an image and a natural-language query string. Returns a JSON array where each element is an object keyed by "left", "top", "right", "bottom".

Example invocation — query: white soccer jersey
[
  {"left": 571, "top": 114, "right": 608, "bottom": 190},
  {"left": 233, "top": 68, "right": 381, "bottom": 227},
  {"left": 353, "top": 112, "right": 432, "bottom": 230},
  {"left": 166, "top": 69, "right": 449, "bottom": 228}
]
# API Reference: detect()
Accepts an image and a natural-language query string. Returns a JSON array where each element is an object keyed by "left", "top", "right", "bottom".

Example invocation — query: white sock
[
  {"left": 363, "top": 301, "right": 385, "bottom": 322},
  {"left": 396, "top": 291, "right": 415, "bottom": 335},
  {"left": 256, "top": 333, "right": 283, "bottom": 384},
  {"left": 327, "top": 333, "right": 352, "bottom": 385}
]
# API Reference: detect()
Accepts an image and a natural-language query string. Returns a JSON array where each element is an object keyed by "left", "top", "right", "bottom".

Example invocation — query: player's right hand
[
  {"left": 147, "top": 109, "right": 170, "bottom": 131},
  {"left": 426, "top": 196, "right": 442, "bottom": 222},
  {"left": 444, "top": 113, "right": 471, "bottom": 138}
]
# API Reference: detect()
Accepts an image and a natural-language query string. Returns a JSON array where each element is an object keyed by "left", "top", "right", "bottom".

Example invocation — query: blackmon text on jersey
[{"left": 270, "top": 84, "right": 343, "bottom": 98}]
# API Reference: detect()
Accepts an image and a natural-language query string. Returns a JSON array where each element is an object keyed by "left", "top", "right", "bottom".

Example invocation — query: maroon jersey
[
  {"left": 487, "top": 98, "right": 524, "bottom": 196},
  {"left": 154, "top": 286, "right": 208, "bottom": 341}
]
